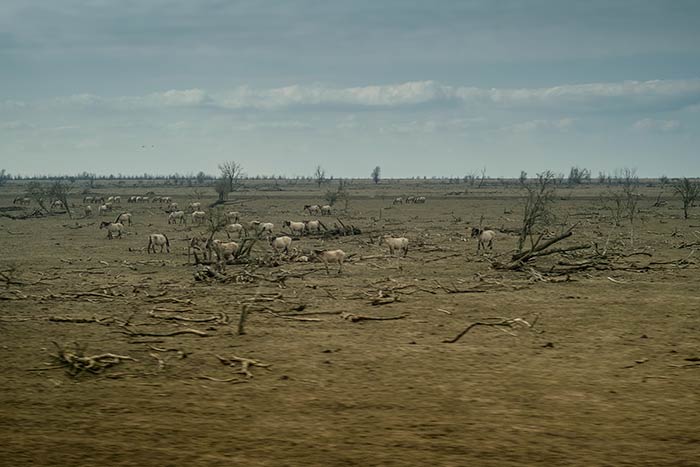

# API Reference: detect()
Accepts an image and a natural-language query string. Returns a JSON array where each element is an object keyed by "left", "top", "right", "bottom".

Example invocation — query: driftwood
[
  {"left": 340, "top": 312, "right": 407, "bottom": 322},
  {"left": 371, "top": 296, "right": 399, "bottom": 306},
  {"left": 239, "top": 268, "right": 317, "bottom": 288},
  {"left": 496, "top": 224, "right": 588, "bottom": 269},
  {"left": 151, "top": 307, "right": 194, "bottom": 313},
  {"left": 195, "top": 375, "right": 248, "bottom": 383},
  {"left": 120, "top": 327, "right": 209, "bottom": 337},
  {"left": 51, "top": 341, "right": 136, "bottom": 376},
  {"left": 148, "top": 345, "right": 190, "bottom": 360},
  {"left": 44, "top": 291, "right": 122, "bottom": 301},
  {"left": 148, "top": 297, "right": 194, "bottom": 305},
  {"left": 149, "top": 353, "right": 167, "bottom": 371},
  {"left": 237, "top": 304, "right": 250, "bottom": 335},
  {"left": 443, "top": 316, "right": 537, "bottom": 343},
  {"left": 262, "top": 310, "right": 322, "bottom": 322},
  {"left": 277, "top": 310, "right": 342, "bottom": 317},
  {"left": 0, "top": 208, "right": 45, "bottom": 220},
  {"left": 321, "top": 218, "right": 362, "bottom": 237},
  {"left": 48, "top": 316, "right": 117, "bottom": 324},
  {"left": 147, "top": 310, "right": 229, "bottom": 324},
  {"left": 434, "top": 281, "right": 487, "bottom": 294},
  {"left": 216, "top": 354, "right": 271, "bottom": 378}
]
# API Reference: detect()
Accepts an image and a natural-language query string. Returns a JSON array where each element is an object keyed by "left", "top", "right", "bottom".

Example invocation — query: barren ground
[{"left": 1, "top": 180, "right": 699, "bottom": 466}]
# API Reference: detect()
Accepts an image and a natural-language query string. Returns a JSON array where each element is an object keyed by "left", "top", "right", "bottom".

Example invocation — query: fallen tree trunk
[{"left": 495, "top": 224, "right": 590, "bottom": 270}]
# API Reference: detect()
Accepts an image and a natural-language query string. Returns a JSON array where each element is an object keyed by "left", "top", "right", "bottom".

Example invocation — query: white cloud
[
  {"left": 0, "top": 100, "right": 27, "bottom": 111},
  {"left": 0, "top": 120, "right": 34, "bottom": 130},
  {"left": 506, "top": 118, "right": 575, "bottom": 133},
  {"left": 231, "top": 120, "right": 313, "bottom": 131},
  {"left": 27, "top": 79, "right": 700, "bottom": 114},
  {"left": 140, "top": 89, "right": 211, "bottom": 108},
  {"left": 378, "top": 117, "right": 491, "bottom": 134},
  {"left": 632, "top": 118, "right": 682, "bottom": 132},
  {"left": 75, "top": 138, "right": 101, "bottom": 149}
]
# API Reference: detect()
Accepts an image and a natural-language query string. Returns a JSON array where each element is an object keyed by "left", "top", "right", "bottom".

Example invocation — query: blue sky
[{"left": 1, "top": 0, "right": 699, "bottom": 177}]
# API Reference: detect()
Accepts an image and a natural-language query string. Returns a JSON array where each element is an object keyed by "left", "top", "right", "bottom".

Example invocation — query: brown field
[{"left": 1, "top": 179, "right": 699, "bottom": 466}]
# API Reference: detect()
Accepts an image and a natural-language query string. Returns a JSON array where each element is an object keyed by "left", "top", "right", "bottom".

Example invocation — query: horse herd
[
  {"left": 94, "top": 199, "right": 355, "bottom": 274},
  {"left": 95, "top": 195, "right": 496, "bottom": 275}
]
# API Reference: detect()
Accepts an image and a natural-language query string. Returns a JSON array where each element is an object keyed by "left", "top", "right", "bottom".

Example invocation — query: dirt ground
[{"left": 1, "top": 179, "right": 699, "bottom": 466}]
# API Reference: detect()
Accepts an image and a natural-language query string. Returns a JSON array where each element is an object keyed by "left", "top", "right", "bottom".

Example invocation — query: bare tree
[
  {"left": 338, "top": 185, "right": 351, "bottom": 211},
  {"left": 517, "top": 170, "right": 557, "bottom": 253},
  {"left": 314, "top": 165, "right": 326, "bottom": 188},
  {"left": 464, "top": 171, "right": 478, "bottom": 186},
  {"left": 24, "top": 180, "right": 73, "bottom": 217},
  {"left": 568, "top": 166, "right": 591, "bottom": 185},
  {"left": 602, "top": 190, "right": 625, "bottom": 227},
  {"left": 50, "top": 180, "right": 74, "bottom": 218},
  {"left": 518, "top": 170, "right": 527, "bottom": 186},
  {"left": 218, "top": 161, "right": 243, "bottom": 193},
  {"left": 26, "top": 182, "right": 50, "bottom": 214},
  {"left": 371, "top": 166, "right": 381, "bottom": 184},
  {"left": 673, "top": 178, "right": 700, "bottom": 219},
  {"left": 214, "top": 178, "right": 228, "bottom": 202},
  {"left": 477, "top": 167, "right": 487, "bottom": 188},
  {"left": 0, "top": 169, "right": 9, "bottom": 187},
  {"left": 621, "top": 168, "right": 640, "bottom": 245}
]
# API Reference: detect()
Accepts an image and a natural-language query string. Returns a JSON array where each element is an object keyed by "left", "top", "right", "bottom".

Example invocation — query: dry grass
[{"left": 1, "top": 179, "right": 699, "bottom": 466}]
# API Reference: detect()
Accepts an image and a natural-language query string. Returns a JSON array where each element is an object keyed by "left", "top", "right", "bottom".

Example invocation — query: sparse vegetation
[
  {"left": 673, "top": 177, "right": 700, "bottom": 219},
  {"left": 518, "top": 170, "right": 527, "bottom": 185},
  {"left": 219, "top": 161, "right": 244, "bottom": 193},
  {"left": 0, "top": 174, "right": 698, "bottom": 467},
  {"left": 568, "top": 166, "right": 591, "bottom": 185},
  {"left": 314, "top": 165, "right": 326, "bottom": 188},
  {"left": 371, "top": 166, "right": 381, "bottom": 184},
  {"left": 517, "top": 170, "right": 557, "bottom": 253}
]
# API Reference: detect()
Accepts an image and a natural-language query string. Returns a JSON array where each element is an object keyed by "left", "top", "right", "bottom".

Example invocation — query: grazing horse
[
  {"left": 471, "top": 227, "right": 496, "bottom": 253},
  {"left": 147, "top": 234, "right": 170, "bottom": 253}
]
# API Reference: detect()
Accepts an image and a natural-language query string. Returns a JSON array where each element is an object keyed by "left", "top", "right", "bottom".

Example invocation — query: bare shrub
[
  {"left": 219, "top": 161, "right": 244, "bottom": 193},
  {"left": 673, "top": 178, "right": 700, "bottom": 220},
  {"left": 517, "top": 170, "right": 557, "bottom": 253},
  {"left": 371, "top": 166, "right": 381, "bottom": 184}
]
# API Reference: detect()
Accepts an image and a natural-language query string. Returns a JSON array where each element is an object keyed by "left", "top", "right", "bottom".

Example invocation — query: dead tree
[
  {"left": 509, "top": 223, "right": 589, "bottom": 266},
  {"left": 673, "top": 178, "right": 699, "bottom": 220},
  {"left": 517, "top": 171, "right": 556, "bottom": 253},
  {"left": 25, "top": 181, "right": 51, "bottom": 215},
  {"left": 621, "top": 168, "right": 640, "bottom": 245},
  {"left": 218, "top": 161, "right": 244, "bottom": 194},
  {"left": 314, "top": 165, "right": 326, "bottom": 188}
]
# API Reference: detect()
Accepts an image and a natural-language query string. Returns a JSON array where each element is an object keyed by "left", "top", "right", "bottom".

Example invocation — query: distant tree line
[{"left": 0, "top": 166, "right": 695, "bottom": 186}]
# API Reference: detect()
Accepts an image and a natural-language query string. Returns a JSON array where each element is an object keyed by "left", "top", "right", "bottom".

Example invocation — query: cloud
[
  {"left": 27, "top": 79, "right": 700, "bottom": 114},
  {"left": 231, "top": 120, "right": 313, "bottom": 131},
  {"left": 0, "top": 120, "right": 34, "bottom": 130},
  {"left": 218, "top": 81, "right": 451, "bottom": 110},
  {"left": 141, "top": 89, "right": 211, "bottom": 108},
  {"left": 377, "top": 117, "right": 491, "bottom": 134},
  {"left": 506, "top": 118, "right": 575, "bottom": 133},
  {"left": 0, "top": 100, "right": 28, "bottom": 110},
  {"left": 632, "top": 118, "right": 682, "bottom": 132},
  {"left": 46, "top": 89, "right": 211, "bottom": 110}
]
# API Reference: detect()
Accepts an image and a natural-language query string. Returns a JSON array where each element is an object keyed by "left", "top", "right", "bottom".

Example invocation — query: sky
[{"left": 1, "top": 0, "right": 699, "bottom": 178}]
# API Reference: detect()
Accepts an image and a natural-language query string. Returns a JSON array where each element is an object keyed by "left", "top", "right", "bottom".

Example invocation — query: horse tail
[{"left": 164, "top": 234, "right": 170, "bottom": 248}]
